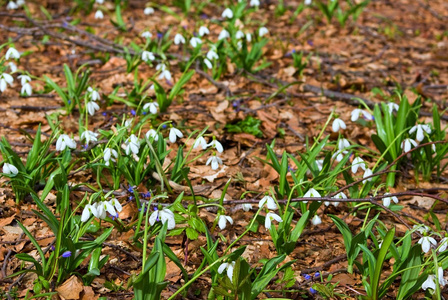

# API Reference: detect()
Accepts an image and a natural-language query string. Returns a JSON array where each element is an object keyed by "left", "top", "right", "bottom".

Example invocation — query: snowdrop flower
[
  {"left": 0, "top": 73, "right": 14, "bottom": 92},
  {"left": 439, "top": 237, "right": 448, "bottom": 252},
  {"left": 413, "top": 224, "right": 431, "bottom": 235},
  {"left": 303, "top": 188, "right": 321, "bottom": 203},
  {"left": 311, "top": 215, "right": 322, "bottom": 225},
  {"left": 218, "top": 29, "right": 230, "bottom": 40},
  {"left": 18, "top": 75, "right": 31, "bottom": 85},
  {"left": 242, "top": 203, "right": 252, "bottom": 211},
  {"left": 332, "top": 118, "right": 346, "bottom": 132},
  {"left": 207, "top": 49, "right": 219, "bottom": 60},
  {"left": 8, "top": 62, "right": 17, "bottom": 72},
  {"left": 86, "top": 101, "right": 99, "bottom": 116},
  {"left": 235, "top": 30, "right": 245, "bottom": 39},
  {"left": 125, "top": 134, "right": 140, "bottom": 155},
  {"left": 149, "top": 208, "right": 176, "bottom": 230},
  {"left": 81, "top": 204, "right": 98, "bottom": 222},
  {"left": 204, "top": 58, "right": 212, "bottom": 69},
  {"left": 141, "top": 31, "right": 152, "bottom": 39},
  {"left": 207, "top": 139, "right": 223, "bottom": 153},
  {"left": 246, "top": 33, "right": 252, "bottom": 42},
  {"left": 259, "top": 195, "right": 277, "bottom": 210},
  {"left": 5, "top": 47, "right": 20, "bottom": 60},
  {"left": 218, "top": 261, "right": 235, "bottom": 282},
  {"left": 351, "top": 156, "right": 366, "bottom": 173},
  {"left": 16, "top": 0, "right": 24, "bottom": 6},
  {"left": 159, "top": 69, "right": 172, "bottom": 81},
  {"left": 3, "top": 163, "right": 18, "bottom": 176},
  {"left": 438, "top": 267, "right": 447, "bottom": 286},
  {"left": 144, "top": 7, "right": 154, "bottom": 15},
  {"left": 94, "top": 10, "right": 104, "bottom": 19},
  {"left": 304, "top": 0, "right": 312, "bottom": 5},
  {"left": 362, "top": 168, "right": 373, "bottom": 184},
  {"left": 97, "top": 200, "right": 118, "bottom": 219},
  {"left": 409, "top": 124, "right": 431, "bottom": 142},
  {"left": 81, "top": 130, "right": 98, "bottom": 145},
  {"left": 236, "top": 41, "right": 243, "bottom": 50},
  {"left": 206, "top": 155, "right": 223, "bottom": 170},
  {"left": 422, "top": 275, "right": 436, "bottom": 291},
  {"left": 332, "top": 150, "right": 346, "bottom": 162},
  {"left": 382, "top": 193, "right": 398, "bottom": 207},
  {"left": 109, "top": 198, "right": 122, "bottom": 215},
  {"left": 418, "top": 236, "right": 437, "bottom": 253},
  {"left": 56, "top": 134, "right": 76, "bottom": 151},
  {"left": 222, "top": 8, "right": 233, "bottom": 19},
  {"left": 174, "top": 33, "right": 186, "bottom": 45},
  {"left": 218, "top": 215, "right": 233, "bottom": 230},
  {"left": 386, "top": 102, "right": 399, "bottom": 113},
  {"left": 351, "top": 108, "right": 373, "bottom": 122},
  {"left": 143, "top": 101, "right": 158, "bottom": 114},
  {"left": 401, "top": 138, "right": 417, "bottom": 153},
  {"left": 146, "top": 128, "right": 158, "bottom": 141},
  {"left": 169, "top": 127, "right": 183, "bottom": 143},
  {"left": 141, "top": 51, "right": 155, "bottom": 62},
  {"left": 315, "top": 159, "right": 323, "bottom": 171},
  {"left": 21, "top": 83, "right": 32, "bottom": 96},
  {"left": 193, "top": 136, "right": 208, "bottom": 150},
  {"left": 326, "top": 192, "right": 346, "bottom": 207},
  {"left": 87, "top": 87, "right": 100, "bottom": 101},
  {"left": 7, "top": 1, "right": 19, "bottom": 10},
  {"left": 250, "top": 0, "right": 260, "bottom": 6},
  {"left": 198, "top": 26, "right": 210, "bottom": 37},
  {"left": 95, "top": 0, "right": 104, "bottom": 4},
  {"left": 265, "top": 212, "right": 283, "bottom": 229},
  {"left": 338, "top": 138, "right": 350, "bottom": 150},
  {"left": 103, "top": 148, "right": 118, "bottom": 166},
  {"left": 258, "top": 27, "right": 269, "bottom": 37},
  {"left": 190, "top": 37, "right": 202, "bottom": 48}
]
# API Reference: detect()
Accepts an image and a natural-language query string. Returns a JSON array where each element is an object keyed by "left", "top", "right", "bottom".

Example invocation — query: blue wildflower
[
  {"left": 310, "top": 287, "right": 317, "bottom": 294},
  {"left": 304, "top": 274, "right": 311, "bottom": 280},
  {"left": 61, "top": 251, "right": 72, "bottom": 258}
]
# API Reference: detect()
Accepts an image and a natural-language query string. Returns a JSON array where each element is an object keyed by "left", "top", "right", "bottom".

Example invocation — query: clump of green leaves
[{"left": 226, "top": 115, "right": 263, "bottom": 138}]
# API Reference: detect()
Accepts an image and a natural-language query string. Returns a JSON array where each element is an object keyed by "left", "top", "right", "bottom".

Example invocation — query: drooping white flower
[
  {"left": 141, "top": 31, "right": 152, "bottom": 39},
  {"left": 362, "top": 168, "right": 373, "bottom": 184},
  {"left": 16, "top": 0, "right": 24, "bottom": 6},
  {"left": 81, "top": 204, "right": 98, "bottom": 222},
  {"left": 144, "top": 7, "right": 155, "bottom": 15},
  {"left": 315, "top": 159, "right": 324, "bottom": 171},
  {"left": 250, "top": 0, "right": 260, "bottom": 6},
  {"left": 259, "top": 195, "right": 277, "bottom": 210},
  {"left": 332, "top": 150, "right": 346, "bottom": 163},
  {"left": 141, "top": 51, "right": 155, "bottom": 62},
  {"left": 326, "top": 191, "right": 346, "bottom": 207},
  {"left": 17, "top": 75, "right": 31, "bottom": 85},
  {"left": 159, "top": 69, "right": 172, "bottom": 81},
  {"left": 103, "top": 148, "right": 118, "bottom": 166},
  {"left": 311, "top": 215, "right": 322, "bottom": 225},
  {"left": 193, "top": 136, "right": 208, "bottom": 150},
  {"left": 338, "top": 138, "right": 350, "bottom": 150},
  {"left": 21, "top": 83, "right": 32, "bottom": 96},
  {"left": 94, "top": 10, "right": 104, "bottom": 19},
  {"left": 265, "top": 212, "right": 283, "bottom": 229},
  {"left": 242, "top": 203, "right": 252, "bottom": 212},
  {"left": 8, "top": 62, "right": 17, "bottom": 72},
  {"left": 207, "top": 49, "right": 219, "bottom": 60},
  {"left": 86, "top": 101, "right": 100, "bottom": 116},
  {"left": 235, "top": 30, "right": 245, "bottom": 39},
  {"left": 246, "top": 33, "right": 252, "bottom": 42},
  {"left": 204, "top": 58, "right": 213, "bottom": 69},
  {"left": 125, "top": 134, "right": 140, "bottom": 155},
  {"left": 174, "top": 33, "right": 186, "bottom": 45},
  {"left": 143, "top": 101, "right": 158, "bottom": 114},
  {"left": 169, "top": 127, "right": 183, "bottom": 143},
  {"left": 206, "top": 155, "right": 223, "bottom": 170},
  {"left": 87, "top": 86, "right": 100, "bottom": 101},
  {"left": 189, "top": 37, "right": 202, "bottom": 48},
  {"left": 97, "top": 200, "right": 118, "bottom": 218},
  {"left": 198, "top": 26, "right": 210, "bottom": 37},
  {"left": 56, "top": 134, "right": 76, "bottom": 151},
  {"left": 303, "top": 188, "right": 321, "bottom": 203},
  {"left": 3, "top": 163, "right": 18, "bottom": 176},
  {"left": 218, "top": 215, "right": 233, "bottom": 230},
  {"left": 218, "top": 29, "right": 230, "bottom": 40},
  {"left": 401, "top": 138, "right": 418, "bottom": 153},
  {"left": 145, "top": 128, "right": 159, "bottom": 141},
  {"left": 109, "top": 198, "right": 122, "bottom": 215},
  {"left": 351, "top": 156, "right": 366, "bottom": 173},
  {"left": 5, "top": 47, "right": 20, "bottom": 60},
  {"left": 413, "top": 224, "right": 431, "bottom": 235},
  {"left": 218, "top": 261, "right": 235, "bottom": 282},
  {"left": 422, "top": 275, "right": 436, "bottom": 291},
  {"left": 386, "top": 102, "right": 399, "bottom": 113},
  {"left": 95, "top": 0, "right": 104, "bottom": 4},
  {"left": 0, "top": 73, "right": 14, "bottom": 92},
  {"left": 304, "top": 0, "right": 312, "bottom": 5},
  {"left": 418, "top": 236, "right": 437, "bottom": 253},
  {"left": 332, "top": 118, "right": 346, "bottom": 132},
  {"left": 149, "top": 208, "right": 176, "bottom": 230},
  {"left": 207, "top": 139, "right": 223, "bottom": 153},
  {"left": 258, "top": 27, "right": 269, "bottom": 37},
  {"left": 7, "top": 1, "right": 19, "bottom": 10},
  {"left": 351, "top": 108, "right": 373, "bottom": 122},
  {"left": 438, "top": 267, "right": 447, "bottom": 286},
  {"left": 81, "top": 130, "right": 98, "bottom": 145},
  {"left": 409, "top": 124, "right": 431, "bottom": 142},
  {"left": 439, "top": 237, "right": 448, "bottom": 252},
  {"left": 222, "top": 8, "right": 233, "bottom": 19},
  {"left": 382, "top": 193, "right": 398, "bottom": 207}
]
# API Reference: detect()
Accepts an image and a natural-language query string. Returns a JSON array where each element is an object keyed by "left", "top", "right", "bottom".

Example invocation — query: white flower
[
  {"left": 338, "top": 138, "right": 350, "bottom": 150},
  {"left": 401, "top": 138, "right": 417, "bottom": 153},
  {"left": 174, "top": 33, "right": 186, "bottom": 45},
  {"left": 86, "top": 101, "right": 99, "bottom": 116},
  {"left": 190, "top": 37, "right": 202, "bottom": 48},
  {"left": 204, "top": 58, "right": 213, "bottom": 69},
  {"left": 8, "top": 62, "right": 17, "bottom": 72},
  {"left": 413, "top": 224, "right": 431, "bottom": 235},
  {"left": 125, "top": 134, "right": 140, "bottom": 155},
  {"left": 3, "top": 163, "right": 18, "bottom": 176},
  {"left": 18, "top": 75, "right": 31, "bottom": 85},
  {"left": 16, "top": 0, "right": 24, "bottom": 6},
  {"left": 103, "top": 148, "right": 118, "bottom": 166},
  {"left": 304, "top": 0, "right": 312, "bottom": 5},
  {"left": 94, "top": 10, "right": 104, "bottom": 19},
  {"left": 222, "top": 8, "right": 233, "bottom": 19},
  {"left": 439, "top": 237, "right": 448, "bottom": 252},
  {"left": 81, "top": 130, "right": 98, "bottom": 145},
  {"left": 242, "top": 203, "right": 252, "bottom": 211},
  {"left": 142, "top": 51, "right": 155, "bottom": 62},
  {"left": 265, "top": 212, "right": 283, "bottom": 229},
  {"left": 144, "top": 7, "right": 154, "bottom": 15},
  {"left": 198, "top": 26, "right": 210, "bottom": 37},
  {"left": 246, "top": 33, "right": 252, "bottom": 42},
  {"left": 169, "top": 127, "right": 183, "bottom": 143},
  {"left": 250, "top": 0, "right": 260, "bottom": 6},
  {"left": 21, "top": 83, "right": 32, "bottom": 96},
  {"left": 382, "top": 193, "right": 398, "bottom": 207},
  {"left": 193, "top": 136, "right": 208, "bottom": 150},
  {"left": 422, "top": 275, "right": 436, "bottom": 291},
  {"left": 143, "top": 101, "right": 158, "bottom": 114},
  {"left": 303, "top": 188, "right": 321, "bottom": 203},
  {"left": 98, "top": 200, "right": 118, "bottom": 218},
  {"left": 96, "top": 0, "right": 104, "bottom": 3},
  {"left": 362, "top": 168, "right": 373, "bottom": 184},
  {"left": 315, "top": 159, "right": 323, "bottom": 171},
  {"left": 207, "top": 49, "right": 219, "bottom": 60},
  {"left": 332, "top": 118, "right": 346, "bottom": 132},
  {"left": 218, "top": 29, "right": 230, "bottom": 40},
  {"left": 109, "top": 198, "right": 122, "bottom": 215},
  {"left": 7, "top": 1, "right": 19, "bottom": 10},
  {"left": 258, "top": 27, "right": 269, "bottom": 37},
  {"left": 81, "top": 204, "right": 97, "bottom": 222},
  {"left": 418, "top": 236, "right": 437, "bottom": 253},
  {"left": 311, "top": 215, "right": 322, "bottom": 225},
  {"left": 218, "top": 215, "right": 233, "bottom": 230},
  {"left": 207, "top": 139, "right": 223, "bottom": 153},
  {"left": 159, "top": 69, "right": 172, "bottom": 81},
  {"left": 235, "top": 30, "right": 245, "bottom": 39},
  {"left": 5, "top": 47, "right": 20, "bottom": 60},
  {"left": 409, "top": 124, "right": 431, "bottom": 142},
  {"left": 141, "top": 31, "right": 152, "bottom": 39},
  {"left": 259, "top": 195, "right": 277, "bottom": 210},
  {"left": 146, "top": 129, "right": 159, "bottom": 141},
  {"left": 438, "top": 267, "right": 447, "bottom": 286},
  {"left": 332, "top": 150, "right": 346, "bottom": 163},
  {"left": 325, "top": 192, "right": 346, "bottom": 206},
  {"left": 87, "top": 87, "right": 100, "bottom": 101},
  {"left": 386, "top": 102, "right": 399, "bottom": 113},
  {"left": 149, "top": 208, "right": 176, "bottom": 230},
  {"left": 218, "top": 261, "right": 235, "bottom": 282},
  {"left": 206, "top": 155, "right": 223, "bottom": 170},
  {"left": 351, "top": 108, "right": 373, "bottom": 122},
  {"left": 56, "top": 134, "right": 76, "bottom": 151},
  {"left": 0, "top": 73, "right": 14, "bottom": 92},
  {"left": 351, "top": 156, "right": 366, "bottom": 173}
]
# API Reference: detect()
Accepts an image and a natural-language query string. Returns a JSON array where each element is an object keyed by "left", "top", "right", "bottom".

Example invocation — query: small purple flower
[
  {"left": 68, "top": 100, "right": 72, "bottom": 104},
  {"left": 166, "top": 80, "right": 173, "bottom": 86},
  {"left": 200, "top": 13, "right": 208, "bottom": 19},
  {"left": 304, "top": 274, "right": 311, "bottom": 280},
  {"left": 314, "top": 272, "right": 320, "bottom": 277},
  {"left": 51, "top": 245, "right": 55, "bottom": 251},
  {"left": 310, "top": 287, "right": 317, "bottom": 294},
  {"left": 142, "top": 111, "right": 147, "bottom": 115},
  {"left": 102, "top": 112, "right": 107, "bottom": 116},
  {"left": 145, "top": 191, "right": 151, "bottom": 198},
  {"left": 162, "top": 124, "right": 167, "bottom": 129},
  {"left": 291, "top": 49, "right": 297, "bottom": 54},
  {"left": 157, "top": 32, "right": 163, "bottom": 39},
  {"left": 153, "top": 206, "right": 160, "bottom": 221},
  {"left": 307, "top": 40, "right": 314, "bottom": 46},
  {"left": 83, "top": 144, "right": 88, "bottom": 149},
  {"left": 61, "top": 251, "right": 72, "bottom": 258},
  {"left": 131, "top": 109, "right": 136, "bottom": 116},
  {"left": 128, "top": 196, "right": 134, "bottom": 201},
  {"left": 128, "top": 185, "right": 134, "bottom": 193}
]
